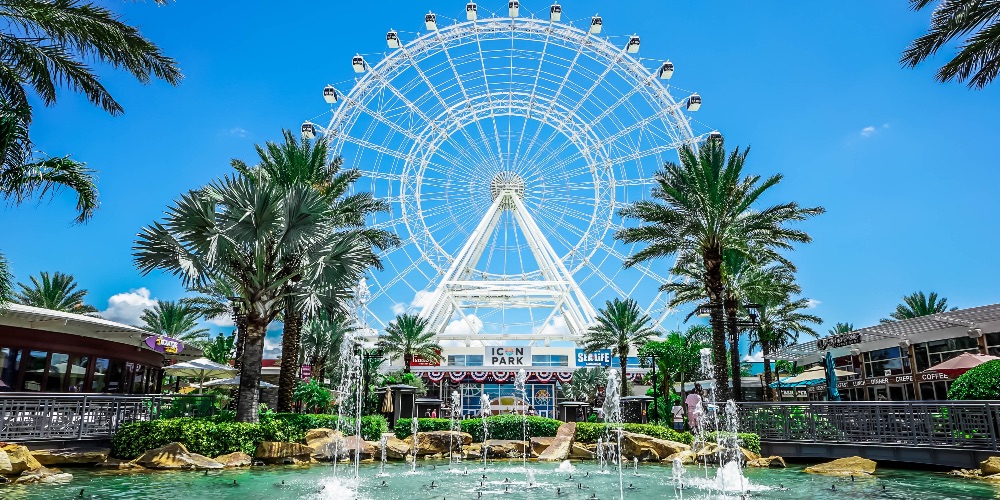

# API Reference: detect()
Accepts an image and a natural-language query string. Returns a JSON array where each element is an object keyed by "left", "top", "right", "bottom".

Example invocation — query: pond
[{"left": 2, "top": 459, "right": 998, "bottom": 499}]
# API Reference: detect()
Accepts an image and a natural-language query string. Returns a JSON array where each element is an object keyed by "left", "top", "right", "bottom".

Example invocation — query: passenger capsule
[
  {"left": 508, "top": 0, "right": 520, "bottom": 17},
  {"left": 590, "top": 15, "right": 603, "bottom": 34},
  {"left": 322, "top": 85, "right": 338, "bottom": 104},
  {"left": 658, "top": 61, "right": 674, "bottom": 80},
  {"left": 386, "top": 30, "right": 400, "bottom": 49},
  {"left": 352, "top": 55, "right": 366, "bottom": 73},
  {"left": 301, "top": 122, "right": 316, "bottom": 139},
  {"left": 627, "top": 36, "right": 640, "bottom": 53},
  {"left": 687, "top": 94, "right": 702, "bottom": 112},
  {"left": 466, "top": 2, "right": 478, "bottom": 21},
  {"left": 549, "top": 3, "right": 562, "bottom": 21},
  {"left": 425, "top": 12, "right": 438, "bottom": 30},
  {"left": 707, "top": 130, "right": 723, "bottom": 142}
]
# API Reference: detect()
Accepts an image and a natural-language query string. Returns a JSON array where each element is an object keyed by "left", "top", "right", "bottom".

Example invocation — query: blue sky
[{"left": 1, "top": 1, "right": 998, "bottom": 356}]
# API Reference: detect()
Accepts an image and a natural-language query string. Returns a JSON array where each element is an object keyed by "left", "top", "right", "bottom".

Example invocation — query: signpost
[
  {"left": 300, "top": 364, "right": 312, "bottom": 381},
  {"left": 575, "top": 349, "right": 612, "bottom": 367},
  {"left": 144, "top": 335, "right": 183, "bottom": 355}
]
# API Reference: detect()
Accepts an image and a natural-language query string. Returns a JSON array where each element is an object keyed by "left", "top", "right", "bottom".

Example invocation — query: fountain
[
  {"left": 378, "top": 435, "right": 387, "bottom": 476},
  {"left": 332, "top": 329, "right": 363, "bottom": 479},
  {"left": 449, "top": 390, "right": 462, "bottom": 467},
  {"left": 604, "top": 368, "right": 624, "bottom": 500},
  {"left": 596, "top": 437, "right": 605, "bottom": 470},
  {"left": 672, "top": 457, "right": 685, "bottom": 498},
  {"left": 410, "top": 416, "right": 418, "bottom": 473},
  {"left": 514, "top": 369, "right": 528, "bottom": 468},
  {"left": 479, "top": 392, "right": 491, "bottom": 470}
]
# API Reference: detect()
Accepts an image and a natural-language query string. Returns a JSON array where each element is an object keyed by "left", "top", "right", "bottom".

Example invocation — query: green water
[{"left": 2, "top": 460, "right": 998, "bottom": 499}]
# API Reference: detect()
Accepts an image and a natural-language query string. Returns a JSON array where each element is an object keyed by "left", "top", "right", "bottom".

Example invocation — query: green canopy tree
[
  {"left": 903, "top": 0, "right": 1000, "bottom": 88},
  {"left": 615, "top": 138, "right": 824, "bottom": 401},
  {"left": 881, "top": 291, "right": 957, "bottom": 323},
  {"left": 828, "top": 322, "right": 854, "bottom": 335},
  {"left": 14, "top": 271, "right": 97, "bottom": 313},
  {"left": 138, "top": 300, "right": 210, "bottom": 344},
  {"left": 378, "top": 313, "right": 442, "bottom": 374},
  {"left": 584, "top": 297, "right": 658, "bottom": 397},
  {"left": 748, "top": 297, "right": 821, "bottom": 400},
  {"left": 559, "top": 367, "right": 608, "bottom": 407},
  {"left": 201, "top": 332, "right": 236, "bottom": 365},
  {"left": 134, "top": 173, "right": 371, "bottom": 422},
  {"left": 638, "top": 324, "right": 710, "bottom": 418},
  {"left": 301, "top": 314, "right": 353, "bottom": 383}
]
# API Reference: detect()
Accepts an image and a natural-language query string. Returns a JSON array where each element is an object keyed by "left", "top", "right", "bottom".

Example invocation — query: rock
[
  {"left": 569, "top": 443, "right": 594, "bottom": 460},
  {"left": 803, "top": 456, "right": 876, "bottom": 476},
  {"left": 254, "top": 442, "right": 313, "bottom": 465},
  {"left": 214, "top": 452, "right": 252, "bottom": 468},
  {"left": 383, "top": 436, "right": 412, "bottom": 460},
  {"left": 746, "top": 455, "right": 786, "bottom": 468},
  {"left": 1, "top": 444, "right": 42, "bottom": 474},
  {"left": 340, "top": 435, "right": 377, "bottom": 459},
  {"left": 530, "top": 437, "right": 555, "bottom": 456},
  {"left": 463, "top": 443, "right": 482, "bottom": 460},
  {"left": 133, "top": 442, "right": 224, "bottom": 470},
  {"left": 31, "top": 447, "right": 109, "bottom": 466},
  {"left": 483, "top": 440, "right": 526, "bottom": 459},
  {"left": 413, "top": 431, "right": 473, "bottom": 456},
  {"left": 690, "top": 441, "right": 756, "bottom": 464},
  {"left": 0, "top": 449, "right": 12, "bottom": 474},
  {"left": 538, "top": 422, "right": 576, "bottom": 462},
  {"left": 620, "top": 431, "right": 689, "bottom": 462},
  {"left": 95, "top": 458, "right": 145, "bottom": 470},
  {"left": 13, "top": 467, "right": 72, "bottom": 484},
  {"left": 305, "top": 429, "right": 345, "bottom": 460},
  {"left": 981, "top": 456, "right": 1000, "bottom": 476},
  {"left": 666, "top": 450, "right": 697, "bottom": 465}
]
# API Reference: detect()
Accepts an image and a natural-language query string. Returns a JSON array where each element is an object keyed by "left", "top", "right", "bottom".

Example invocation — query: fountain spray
[
  {"left": 479, "top": 392, "right": 492, "bottom": 471},
  {"left": 604, "top": 368, "right": 624, "bottom": 500}
]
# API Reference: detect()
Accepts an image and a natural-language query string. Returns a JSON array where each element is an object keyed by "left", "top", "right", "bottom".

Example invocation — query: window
[
  {"left": 21, "top": 350, "right": 47, "bottom": 392},
  {"left": 531, "top": 355, "right": 568, "bottom": 367},
  {"left": 863, "top": 347, "right": 910, "bottom": 376},
  {"left": 914, "top": 337, "right": 980, "bottom": 372},
  {"left": 106, "top": 360, "right": 125, "bottom": 393},
  {"left": 0, "top": 348, "right": 21, "bottom": 390},
  {"left": 47, "top": 352, "right": 70, "bottom": 392},
  {"left": 447, "top": 355, "right": 484, "bottom": 367},
  {"left": 130, "top": 364, "right": 146, "bottom": 394},
  {"left": 92, "top": 358, "right": 110, "bottom": 392},
  {"left": 66, "top": 356, "right": 89, "bottom": 392},
  {"left": 986, "top": 332, "right": 1000, "bottom": 356}
]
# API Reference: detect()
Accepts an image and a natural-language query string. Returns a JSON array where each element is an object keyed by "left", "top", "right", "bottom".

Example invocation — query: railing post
[
  {"left": 77, "top": 395, "right": 88, "bottom": 439},
  {"left": 986, "top": 402, "right": 997, "bottom": 452}
]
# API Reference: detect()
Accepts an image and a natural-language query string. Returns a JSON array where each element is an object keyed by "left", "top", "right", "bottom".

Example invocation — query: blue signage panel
[{"left": 575, "top": 349, "right": 612, "bottom": 367}]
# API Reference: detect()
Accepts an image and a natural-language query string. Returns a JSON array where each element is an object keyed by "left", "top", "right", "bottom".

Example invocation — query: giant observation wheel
[{"left": 303, "top": 2, "right": 711, "bottom": 345}]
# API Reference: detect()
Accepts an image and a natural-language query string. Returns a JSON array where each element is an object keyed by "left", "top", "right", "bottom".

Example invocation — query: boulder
[
  {"left": 619, "top": 431, "right": 689, "bottom": 462},
  {"left": 981, "top": 456, "right": 1000, "bottom": 476},
  {"left": 1, "top": 444, "right": 42, "bottom": 474},
  {"left": 340, "top": 435, "right": 378, "bottom": 459},
  {"left": 214, "top": 452, "right": 252, "bottom": 468},
  {"left": 254, "top": 442, "right": 313, "bottom": 465},
  {"left": 482, "top": 440, "right": 521, "bottom": 459},
  {"left": 133, "top": 442, "right": 224, "bottom": 470},
  {"left": 803, "top": 456, "right": 876, "bottom": 476},
  {"left": 463, "top": 443, "right": 483, "bottom": 460},
  {"left": 306, "top": 429, "right": 346, "bottom": 460},
  {"left": 31, "top": 447, "right": 109, "bottom": 466},
  {"left": 666, "top": 450, "right": 697, "bottom": 465},
  {"left": 746, "top": 455, "right": 786, "bottom": 468},
  {"left": 0, "top": 448, "right": 11, "bottom": 474},
  {"left": 537, "top": 422, "right": 576, "bottom": 462},
  {"left": 569, "top": 443, "right": 594, "bottom": 460},
  {"left": 690, "top": 441, "right": 756, "bottom": 464},
  {"left": 413, "top": 431, "right": 473, "bottom": 456},
  {"left": 383, "top": 436, "right": 412, "bottom": 460},
  {"left": 95, "top": 458, "right": 145, "bottom": 470},
  {"left": 12, "top": 466, "right": 73, "bottom": 484},
  {"left": 530, "top": 437, "right": 555, "bottom": 456}
]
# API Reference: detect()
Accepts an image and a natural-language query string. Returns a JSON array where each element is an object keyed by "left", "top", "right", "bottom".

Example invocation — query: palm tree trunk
[
  {"left": 228, "top": 320, "right": 246, "bottom": 411},
  {"left": 278, "top": 309, "right": 303, "bottom": 412},
  {"left": 237, "top": 320, "right": 267, "bottom": 423},
  {"left": 762, "top": 341, "right": 773, "bottom": 401},
  {"left": 619, "top": 353, "right": 629, "bottom": 398},
  {"left": 724, "top": 293, "right": 742, "bottom": 402},
  {"left": 404, "top": 353, "right": 412, "bottom": 374},
  {"left": 703, "top": 246, "right": 730, "bottom": 402}
]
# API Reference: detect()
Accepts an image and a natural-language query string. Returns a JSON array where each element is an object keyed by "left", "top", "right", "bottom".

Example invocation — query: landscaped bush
[
  {"left": 393, "top": 415, "right": 562, "bottom": 441},
  {"left": 575, "top": 422, "right": 693, "bottom": 445},
  {"left": 111, "top": 413, "right": 388, "bottom": 460},
  {"left": 704, "top": 431, "right": 761, "bottom": 456},
  {"left": 948, "top": 359, "right": 1000, "bottom": 400}
]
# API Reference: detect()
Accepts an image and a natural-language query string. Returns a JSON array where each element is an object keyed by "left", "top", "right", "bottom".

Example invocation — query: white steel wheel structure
[{"left": 306, "top": 3, "right": 710, "bottom": 346}]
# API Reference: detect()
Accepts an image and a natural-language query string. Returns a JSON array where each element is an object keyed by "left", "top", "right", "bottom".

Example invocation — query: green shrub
[
  {"left": 574, "top": 422, "right": 693, "bottom": 445},
  {"left": 704, "top": 431, "right": 761, "bottom": 456},
  {"left": 948, "top": 359, "right": 1000, "bottom": 400},
  {"left": 111, "top": 412, "right": 388, "bottom": 459},
  {"left": 393, "top": 415, "right": 562, "bottom": 441},
  {"left": 393, "top": 417, "right": 453, "bottom": 439}
]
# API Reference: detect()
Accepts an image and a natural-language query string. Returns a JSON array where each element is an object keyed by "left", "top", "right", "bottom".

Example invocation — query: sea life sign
[
  {"left": 576, "top": 349, "right": 612, "bottom": 367},
  {"left": 488, "top": 346, "right": 531, "bottom": 366}
]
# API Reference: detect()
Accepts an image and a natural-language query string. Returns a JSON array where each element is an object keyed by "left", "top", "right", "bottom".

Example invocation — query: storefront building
[
  {"left": 0, "top": 304, "right": 202, "bottom": 394},
  {"left": 774, "top": 303, "right": 1000, "bottom": 401}
]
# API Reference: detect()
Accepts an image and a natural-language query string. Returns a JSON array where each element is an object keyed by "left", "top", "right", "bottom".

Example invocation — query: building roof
[
  {"left": 0, "top": 303, "right": 203, "bottom": 359},
  {"left": 773, "top": 303, "right": 1000, "bottom": 363}
]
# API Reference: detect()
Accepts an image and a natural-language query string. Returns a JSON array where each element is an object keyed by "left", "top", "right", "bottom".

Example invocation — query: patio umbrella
[
  {"left": 381, "top": 386, "right": 394, "bottom": 414},
  {"left": 824, "top": 352, "right": 842, "bottom": 401},
  {"left": 778, "top": 366, "right": 855, "bottom": 386},
  {"left": 197, "top": 376, "right": 276, "bottom": 389},
  {"left": 927, "top": 352, "right": 1000, "bottom": 378},
  {"left": 163, "top": 357, "right": 237, "bottom": 394}
]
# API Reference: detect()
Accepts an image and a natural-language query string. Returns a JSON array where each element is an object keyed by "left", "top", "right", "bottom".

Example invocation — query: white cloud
[
  {"left": 536, "top": 315, "right": 569, "bottom": 337},
  {"left": 860, "top": 126, "right": 876, "bottom": 137},
  {"left": 411, "top": 290, "right": 435, "bottom": 311},
  {"left": 743, "top": 351, "right": 764, "bottom": 363},
  {"left": 805, "top": 299, "right": 821, "bottom": 309},
  {"left": 228, "top": 127, "right": 248, "bottom": 138},
  {"left": 392, "top": 302, "right": 407, "bottom": 315},
  {"left": 263, "top": 338, "right": 282, "bottom": 359},
  {"left": 207, "top": 315, "right": 235, "bottom": 327},
  {"left": 882, "top": 123, "right": 890, "bottom": 129},
  {"left": 444, "top": 314, "right": 483, "bottom": 336},
  {"left": 100, "top": 288, "right": 157, "bottom": 325}
]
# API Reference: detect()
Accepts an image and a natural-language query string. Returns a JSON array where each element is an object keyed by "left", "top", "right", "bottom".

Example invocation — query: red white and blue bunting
[
  {"left": 492, "top": 371, "right": 511, "bottom": 382},
  {"left": 533, "top": 371, "right": 553, "bottom": 383},
  {"left": 425, "top": 371, "right": 445, "bottom": 382},
  {"left": 448, "top": 371, "right": 465, "bottom": 383},
  {"left": 556, "top": 372, "right": 573, "bottom": 383},
  {"left": 470, "top": 371, "right": 490, "bottom": 382}
]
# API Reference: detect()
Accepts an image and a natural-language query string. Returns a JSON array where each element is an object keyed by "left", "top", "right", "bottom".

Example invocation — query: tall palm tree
[
  {"left": 233, "top": 130, "right": 397, "bottom": 412},
  {"left": 615, "top": 138, "right": 824, "bottom": 401},
  {"left": 138, "top": 300, "right": 210, "bottom": 344},
  {"left": 378, "top": 313, "right": 442, "bottom": 374},
  {"left": 183, "top": 277, "right": 245, "bottom": 409},
  {"left": 902, "top": 0, "right": 1000, "bottom": 88},
  {"left": 559, "top": 367, "right": 608, "bottom": 407},
  {"left": 584, "top": 298, "right": 658, "bottom": 397},
  {"left": 748, "top": 297, "right": 821, "bottom": 400},
  {"left": 134, "top": 173, "right": 371, "bottom": 422},
  {"left": 881, "top": 291, "right": 957, "bottom": 323},
  {"left": 14, "top": 271, "right": 97, "bottom": 313},
  {"left": 828, "top": 322, "right": 854, "bottom": 335},
  {"left": 301, "top": 314, "right": 352, "bottom": 383}
]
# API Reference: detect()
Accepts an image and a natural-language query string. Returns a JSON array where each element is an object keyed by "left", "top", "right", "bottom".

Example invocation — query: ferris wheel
[{"left": 303, "top": 2, "right": 711, "bottom": 343}]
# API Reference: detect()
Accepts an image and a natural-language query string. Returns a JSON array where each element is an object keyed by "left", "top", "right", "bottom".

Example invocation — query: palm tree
[
  {"left": 0, "top": 252, "right": 12, "bottom": 310},
  {"left": 559, "top": 367, "right": 608, "bottom": 407},
  {"left": 14, "top": 271, "right": 97, "bottom": 313},
  {"left": 584, "top": 298, "right": 658, "bottom": 397},
  {"left": 902, "top": 0, "right": 1000, "bottom": 88},
  {"left": 882, "top": 291, "right": 957, "bottom": 322},
  {"left": 828, "top": 322, "right": 854, "bottom": 335},
  {"left": 138, "top": 300, "right": 210, "bottom": 344},
  {"left": 183, "top": 277, "right": 245, "bottom": 410},
  {"left": 201, "top": 332, "right": 237, "bottom": 365},
  {"left": 615, "top": 138, "right": 824, "bottom": 401},
  {"left": 748, "top": 297, "right": 821, "bottom": 400},
  {"left": 638, "top": 324, "right": 710, "bottom": 416},
  {"left": 134, "top": 173, "right": 371, "bottom": 422},
  {"left": 378, "top": 313, "right": 442, "bottom": 374},
  {"left": 302, "top": 314, "right": 353, "bottom": 383},
  {"left": 233, "top": 130, "right": 397, "bottom": 412}
]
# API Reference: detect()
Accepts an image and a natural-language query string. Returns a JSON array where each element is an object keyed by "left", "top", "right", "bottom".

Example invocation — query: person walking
[{"left": 685, "top": 383, "right": 704, "bottom": 432}]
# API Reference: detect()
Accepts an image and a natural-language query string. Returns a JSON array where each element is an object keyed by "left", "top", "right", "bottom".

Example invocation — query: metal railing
[
  {"left": 739, "top": 401, "right": 1000, "bottom": 452},
  {"left": 0, "top": 394, "right": 215, "bottom": 442}
]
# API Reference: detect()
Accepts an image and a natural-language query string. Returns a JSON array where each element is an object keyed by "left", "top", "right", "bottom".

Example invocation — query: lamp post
[{"left": 355, "top": 344, "right": 385, "bottom": 415}]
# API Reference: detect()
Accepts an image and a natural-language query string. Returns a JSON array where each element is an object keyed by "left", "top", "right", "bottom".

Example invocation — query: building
[
  {"left": 0, "top": 304, "right": 202, "bottom": 394},
  {"left": 773, "top": 303, "right": 1000, "bottom": 401}
]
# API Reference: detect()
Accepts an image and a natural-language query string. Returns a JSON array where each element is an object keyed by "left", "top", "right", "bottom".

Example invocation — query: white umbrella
[
  {"left": 198, "top": 376, "right": 276, "bottom": 389},
  {"left": 780, "top": 366, "right": 855, "bottom": 386},
  {"left": 163, "top": 357, "right": 237, "bottom": 394}
]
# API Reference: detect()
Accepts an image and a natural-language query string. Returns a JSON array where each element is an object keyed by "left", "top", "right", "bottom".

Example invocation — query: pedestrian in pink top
[{"left": 684, "top": 383, "right": 704, "bottom": 432}]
